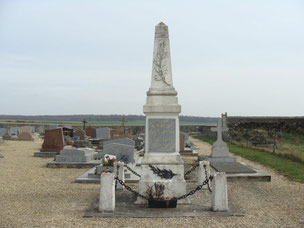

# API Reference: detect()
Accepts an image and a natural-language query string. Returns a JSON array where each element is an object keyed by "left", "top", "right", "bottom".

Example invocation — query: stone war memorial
[{"left": 91, "top": 23, "right": 230, "bottom": 217}]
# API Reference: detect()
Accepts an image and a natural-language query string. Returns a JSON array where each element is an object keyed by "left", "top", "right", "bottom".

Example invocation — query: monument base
[{"left": 135, "top": 162, "right": 186, "bottom": 205}]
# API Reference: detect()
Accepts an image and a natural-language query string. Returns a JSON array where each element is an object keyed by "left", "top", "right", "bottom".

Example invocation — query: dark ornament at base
[{"left": 148, "top": 199, "right": 177, "bottom": 208}]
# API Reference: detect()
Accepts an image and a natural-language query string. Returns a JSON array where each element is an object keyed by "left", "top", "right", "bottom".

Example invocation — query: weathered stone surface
[
  {"left": 0, "top": 128, "right": 7, "bottom": 137},
  {"left": 138, "top": 23, "right": 186, "bottom": 203},
  {"left": 0, "top": 154, "right": 4, "bottom": 158},
  {"left": 212, "top": 172, "right": 228, "bottom": 212},
  {"left": 55, "top": 148, "right": 97, "bottom": 162},
  {"left": 95, "top": 128, "right": 111, "bottom": 140},
  {"left": 41, "top": 128, "right": 64, "bottom": 153},
  {"left": 99, "top": 173, "right": 115, "bottom": 212},
  {"left": 104, "top": 138, "right": 135, "bottom": 147},
  {"left": 103, "top": 143, "right": 134, "bottom": 163},
  {"left": 148, "top": 119, "right": 176, "bottom": 152}
]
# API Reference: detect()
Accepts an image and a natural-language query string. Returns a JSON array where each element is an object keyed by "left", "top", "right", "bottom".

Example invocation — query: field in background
[
  {"left": 0, "top": 120, "right": 216, "bottom": 127},
  {"left": 194, "top": 135, "right": 304, "bottom": 182}
]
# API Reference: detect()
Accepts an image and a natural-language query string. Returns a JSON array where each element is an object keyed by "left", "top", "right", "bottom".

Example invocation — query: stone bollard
[
  {"left": 212, "top": 172, "right": 228, "bottom": 212},
  {"left": 99, "top": 173, "right": 115, "bottom": 212},
  {"left": 198, "top": 161, "right": 210, "bottom": 189},
  {"left": 116, "top": 162, "right": 125, "bottom": 190}
]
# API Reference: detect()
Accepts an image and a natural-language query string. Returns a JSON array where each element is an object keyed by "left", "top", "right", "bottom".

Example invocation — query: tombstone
[
  {"left": 74, "top": 129, "right": 86, "bottom": 140},
  {"left": 0, "top": 128, "right": 7, "bottom": 137},
  {"left": 48, "top": 124, "right": 58, "bottom": 130},
  {"left": 85, "top": 126, "right": 94, "bottom": 137},
  {"left": 54, "top": 148, "right": 97, "bottom": 163},
  {"left": 103, "top": 143, "right": 134, "bottom": 163},
  {"left": 104, "top": 138, "right": 135, "bottom": 147},
  {"left": 18, "top": 126, "right": 34, "bottom": 141},
  {"left": 41, "top": 128, "right": 64, "bottom": 153},
  {"left": 95, "top": 128, "right": 111, "bottom": 140},
  {"left": 8, "top": 127, "right": 19, "bottom": 137},
  {"left": 137, "top": 22, "right": 187, "bottom": 203},
  {"left": 110, "top": 128, "right": 125, "bottom": 139},
  {"left": 208, "top": 116, "right": 236, "bottom": 163},
  {"left": 111, "top": 133, "right": 132, "bottom": 140}
]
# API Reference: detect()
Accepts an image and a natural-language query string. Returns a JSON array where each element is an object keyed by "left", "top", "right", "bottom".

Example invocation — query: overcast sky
[{"left": 0, "top": 0, "right": 303, "bottom": 117}]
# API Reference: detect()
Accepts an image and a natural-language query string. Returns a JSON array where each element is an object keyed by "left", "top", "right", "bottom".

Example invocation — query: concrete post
[
  {"left": 212, "top": 172, "right": 228, "bottom": 212},
  {"left": 116, "top": 162, "right": 125, "bottom": 190},
  {"left": 198, "top": 161, "right": 210, "bottom": 189},
  {"left": 99, "top": 173, "right": 115, "bottom": 212}
]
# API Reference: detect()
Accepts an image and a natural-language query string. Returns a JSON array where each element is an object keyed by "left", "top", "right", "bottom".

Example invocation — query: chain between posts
[
  {"left": 184, "top": 161, "right": 199, "bottom": 177},
  {"left": 124, "top": 164, "right": 141, "bottom": 177},
  {"left": 114, "top": 164, "right": 213, "bottom": 201}
]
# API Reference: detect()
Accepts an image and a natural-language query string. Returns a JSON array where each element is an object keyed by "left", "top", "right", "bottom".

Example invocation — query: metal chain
[
  {"left": 114, "top": 176, "right": 150, "bottom": 200},
  {"left": 204, "top": 164, "right": 213, "bottom": 193},
  {"left": 184, "top": 161, "right": 199, "bottom": 176},
  {"left": 115, "top": 165, "right": 119, "bottom": 189},
  {"left": 124, "top": 164, "right": 141, "bottom": 177},
  {"left": 114, "top": 163, "right": 214, "bottom": 202}
]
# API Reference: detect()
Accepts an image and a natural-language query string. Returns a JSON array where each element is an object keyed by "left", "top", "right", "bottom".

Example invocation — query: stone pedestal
[
  {"left": 212, "top": 172, "right": 228, "bottom": 212},
  {"left": 99, "top": 173, "right": 115, "bottom": 212},
  {"left": 137, "top": 22, "right": 186, "bottom": 204}
]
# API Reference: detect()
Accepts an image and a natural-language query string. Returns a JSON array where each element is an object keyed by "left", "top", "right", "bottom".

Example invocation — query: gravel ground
[{"left": 0, "top": 139, "right": 303, "bottom": 227}]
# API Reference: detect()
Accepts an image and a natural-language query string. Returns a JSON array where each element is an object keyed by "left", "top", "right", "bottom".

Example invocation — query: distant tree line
[{"left": 0, "top": 114, "right": 218, "bottom": 123}]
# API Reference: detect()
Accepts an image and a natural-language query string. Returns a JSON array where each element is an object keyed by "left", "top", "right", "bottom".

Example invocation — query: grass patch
[{"left": 194, "top": 135, "right": 304, "bottom": 182}]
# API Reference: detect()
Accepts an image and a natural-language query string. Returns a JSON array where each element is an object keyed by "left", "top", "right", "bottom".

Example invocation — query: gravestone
[
  {"left": 74, "top": 129, "right": 86, "bottom": 140},
  {"left": 137, "top": 22, "right": 186, "bottom": 203},
  {"left": 110, "top": 128, "right": 124, "bottom": 139},
  {"left": 41, "top": 128, "right": 64, "bottom": 153},
  {"left": 111, "top": 134, "right": 132, "bottom": 140},
  {"left": 54, "top": 148, "right": 97, "bottom": 163},
  {"left": 8, "top": 127, "right": 19, "bottom": 137},
  {"left": 85, "top": 126, "right": 94, "bottom": 137},
  {"left": 0, "top": 128, "right": 7, "bottom": 137},
  {"left": 208, "top": 116, "right": 236, "bottom": 163},
  {"left": 18, "top": 126, "right": 34, "bottom": 141},
  {"left": 103, "top": 143, "right": 134, "bottom": 163},
  {"left": 104, "top": 138, "right": 135, "bottom": 147},
  {"left": 95, "top": 128, "right": 111, "bottom": 140}
]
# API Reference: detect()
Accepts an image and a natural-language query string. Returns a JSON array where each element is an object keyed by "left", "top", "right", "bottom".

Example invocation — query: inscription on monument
[{"left": 148, "top": 119, "right": 176, "bottom": 152}]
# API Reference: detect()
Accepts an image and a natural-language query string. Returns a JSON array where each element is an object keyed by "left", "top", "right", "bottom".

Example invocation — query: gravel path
[{"left": 0, "top": 140, "right": 303, "bottom": 227}]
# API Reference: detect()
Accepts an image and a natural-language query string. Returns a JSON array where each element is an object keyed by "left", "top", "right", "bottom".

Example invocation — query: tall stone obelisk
[{"left": 137, "top": 22, "right": 186, "bottom": 203}]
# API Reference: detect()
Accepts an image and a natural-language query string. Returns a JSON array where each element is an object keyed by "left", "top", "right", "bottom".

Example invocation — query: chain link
[
  {"left": 114, "top": 176, "right": 150, "bottom": 200},
  {"left": 124, "top": 164, "right": 141, "bottom": 177},
  {"left": 184, "top": 161, "right": 199, "bottom": 176},
  {"left": 113, "top": 163, "right": 214, "bottom": 202}
]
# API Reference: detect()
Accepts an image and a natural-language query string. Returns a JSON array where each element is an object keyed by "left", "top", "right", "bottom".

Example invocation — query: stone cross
[
  {"left": 211, "top": 119, "right": 228, "bottom": 143},
  {"left": 82, "top": 119, "right": 87, "bottom": 130}
]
